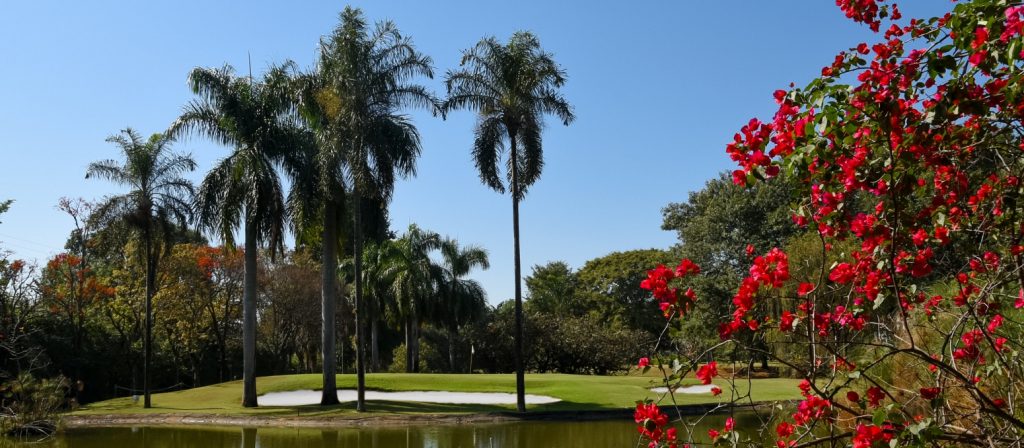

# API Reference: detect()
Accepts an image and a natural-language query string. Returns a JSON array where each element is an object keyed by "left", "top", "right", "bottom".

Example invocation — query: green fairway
[{"left": 74, "top": 373, "right": 802, "bottom": 417}]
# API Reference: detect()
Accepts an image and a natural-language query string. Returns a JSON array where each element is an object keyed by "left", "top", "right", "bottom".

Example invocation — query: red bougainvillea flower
[
  {"left": 1016, "top": 289, "right": 1024, "bottom": 309},
  {"left": 779, "top": 311, "right": 797, "bottom": 332},
  {"left": 776, "top": 421, "right": 794, "bottom": 438},
  {"left": 634, "top": 402, "right": 669, "bottom": 443},
  {"left": 797, "top": 282, "right": 815, "bottom": 296},
  {"left": 866, "top": 387, "right": 885, "bottom": 407},
  {"left": 724, "top": 417, "right": 735, "bottom": 432},
  {"left": 637, "top": 357, "right": 650, "bottom": 369},
  {"left": 852, "top": 424, "right": 891, "bottom": 448},
  {"left": 675, "top": 258, "right": 701, "bottom": 277},
  {"left": 696, "top": 362, "right": 718, "bottom": 385},
  {"left": 847, "top": 391, "right": 861, "bottom": 403},
  {"left": 711, "top": 386, "right": 722, "bottom": 396},
  {"left": 919, "top": 387, "right": 941, "bottom": 400},
  {"left": 708, "top": 428, "right": 720, "bottom": 440}
]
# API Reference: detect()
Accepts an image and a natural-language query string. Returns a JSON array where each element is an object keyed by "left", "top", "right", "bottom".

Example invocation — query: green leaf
[{"left": 873, "top": 409, "right": 887, "bottom": 426}]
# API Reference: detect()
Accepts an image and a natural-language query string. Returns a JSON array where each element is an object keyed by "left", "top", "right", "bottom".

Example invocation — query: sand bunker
[
  {"left": 258, "top": 389, "right": 562, "bottom": 406},
  {"left": 650, "top": 384, "right": 718, "bottom": 394}
]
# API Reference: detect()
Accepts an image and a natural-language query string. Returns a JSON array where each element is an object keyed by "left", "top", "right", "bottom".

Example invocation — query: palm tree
[
  {"left": 86, "top": 128, "right": 196, "bottom": 408},
  {"left": 443, "top": 32, "right": 574, "bottom": 412},
  {"left": 437, "top": 238, "right": 489, "bottom": 372},
  {"left": 168, "top": 63, "right": 301, "bottom": 407},
  {"left": 383, "top": 225, "right": 443, "bottom": 372},
  {"left": 297, "top": 6, "right": 436, "bottom": 410},
  {"left": 348, "top": 240, "right": 397, "bottom": 372}
]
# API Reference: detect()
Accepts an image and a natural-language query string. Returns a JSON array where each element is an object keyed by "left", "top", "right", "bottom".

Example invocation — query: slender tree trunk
[
  {"left": 241, "top": 222, "right": 258, "bottom": 407},
  {"left": 143, "top": 222, "right": 154, "bottom": 408},
  {"left": 448, "top": 328, "right": 455, "bottom": 373},
  {"left": 371, "top": 318, "right": 379, "bottom": 372},
  {"left": 320, "top": 202, "right": 340, "bottom": 405},
  {"left": 404, "top": 318, "right": 412, "bottom": 373},
  {"left": 509, "top": 135, "right": 526, "bottom": 413},
  {"left": 412, "top": 314, "right": 420, "bottom": 373},
  {"left": 353, "top": 185, "right": 367, "bottom": 412}
]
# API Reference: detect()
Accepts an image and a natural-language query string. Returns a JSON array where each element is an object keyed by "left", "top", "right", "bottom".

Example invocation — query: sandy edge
[{"left": 61, "top": 403, "right": 773, "bottom": 429}]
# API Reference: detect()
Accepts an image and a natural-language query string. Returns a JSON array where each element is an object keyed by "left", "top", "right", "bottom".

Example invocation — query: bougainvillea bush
[{"left": 636, "top": 1, "right": 1024, "bottom": 446}]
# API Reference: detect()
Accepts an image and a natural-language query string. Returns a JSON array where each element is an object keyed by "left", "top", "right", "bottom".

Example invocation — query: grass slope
[{"left": 76, "top": 373, "right": 802, "bottom": 416}]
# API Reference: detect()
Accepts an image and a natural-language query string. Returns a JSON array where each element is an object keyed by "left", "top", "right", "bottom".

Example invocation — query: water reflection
[{"left": 1, "top": 413, "right": 772, "bottom": 448}]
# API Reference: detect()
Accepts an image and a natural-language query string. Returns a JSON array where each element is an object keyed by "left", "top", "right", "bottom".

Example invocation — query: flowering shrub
[{"left": 636, "top": 0, "right": 1024, "bottom": 446}]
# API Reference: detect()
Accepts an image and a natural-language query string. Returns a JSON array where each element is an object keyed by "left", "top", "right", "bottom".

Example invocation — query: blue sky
[{"left": 0, "top": 1, "right": 951, "bottom": 304}]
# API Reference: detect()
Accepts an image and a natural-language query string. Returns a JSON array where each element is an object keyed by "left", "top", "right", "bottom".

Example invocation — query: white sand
[
  {"left": 257, "top": 389, "right": 562, "bottom": 406},
  {"left": 650, "top": 384, "right": 718, "bottom": 394}
]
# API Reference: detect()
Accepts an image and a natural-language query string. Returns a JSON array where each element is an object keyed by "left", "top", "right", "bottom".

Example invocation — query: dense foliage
[{"left": 635, "top": 1, "right": 1024, "bottom": 446}]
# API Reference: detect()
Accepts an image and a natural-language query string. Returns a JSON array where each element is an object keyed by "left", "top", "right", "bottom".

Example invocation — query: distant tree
[
  {"left": 574, "top": 250, "right": 675, "bottom": 336},
  {"left": 260, "top": 250, "right": 323, "bottom": 374},
  {"left": 436, "top": 237, "right": 489, "bottom": 372},
  {"left": 85, "top": 129, "right": 195, "bottom": 408},
  {"left": 524, "top": 261, "right": 577, "bottom": 317},
  {"left": 169, "top": 63, "right": 300, "bottom": 407},
  {"left": 660, "top": 173, "right": 797, "bottom": 365},
  {"left": 381, "top": 225, "right": 442, "bottom": 373},
  {"left": 444, "top": 31, "right": 574, "bottom": 412}
]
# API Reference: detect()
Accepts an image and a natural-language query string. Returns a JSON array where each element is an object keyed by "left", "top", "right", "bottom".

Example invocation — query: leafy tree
[
  {"left": 436, "top": 237, "right": 489, "bottom": 372},
  {"left": 661, "top": 173, "right": 798, "bottom": 364},
  {"left": 169, "top": 63, "right": 300, "bottom": 407},
  {"left": 260, "top": 250, "right": 324, "bottom": 375},
  {"left": 0, "top": 200, "right": 10, "bottom": 223},
  {"left": 85, "top": 129, "right": 195, "bottom": 408},
  {"left": 381, "top": 225, "right": 442, "bottom": 373},
  {"left": 444, "top": 31, "right": 574, "bottom": 412},
  {"left": 574, "top": 249, "right": 675, "bottom": 336},
  {"left": 297, "top": 7, "right": 436, "bottom": 410},
  {"left": 524, "top": 261, "right": 576, "bottom": 317}
]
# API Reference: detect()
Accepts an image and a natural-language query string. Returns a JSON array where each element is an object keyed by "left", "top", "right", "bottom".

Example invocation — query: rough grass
[{"left": 75, "top": 373, "right": 802, "bottom": 417}]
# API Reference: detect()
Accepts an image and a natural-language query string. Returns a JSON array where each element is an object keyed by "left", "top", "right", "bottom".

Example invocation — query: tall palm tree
[
  {"left": 168, "top": 63, "right": 301, "bottom": 407},
  {"left": 443, "top": 32, "right": 574, "bottom": 412},
  {"left": 383, "top": 225, "right": 443, "bottom": 372},
  {"left": 297, "top": 6, "right": 437, "bottom": 410},
  {"left": 437, "top": 238, "right": 489, "bottom": 372},
  {"left": 86, "top": 128, "right": 196, "bottom": 408}
]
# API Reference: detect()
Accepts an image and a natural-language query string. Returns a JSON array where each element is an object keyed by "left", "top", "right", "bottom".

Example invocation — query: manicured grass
[{"left": 75, "top": 373, "right": 802, "bottom": 417}]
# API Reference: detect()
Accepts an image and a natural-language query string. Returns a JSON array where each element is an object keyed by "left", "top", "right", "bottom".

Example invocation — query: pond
[{"left": 0, "top": 413, "right": 772, "bottom": 447}]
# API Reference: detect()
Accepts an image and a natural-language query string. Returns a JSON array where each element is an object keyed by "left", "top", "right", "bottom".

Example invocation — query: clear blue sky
[{"left": 0, "top": 1, "right": 950, "bottom": 304}]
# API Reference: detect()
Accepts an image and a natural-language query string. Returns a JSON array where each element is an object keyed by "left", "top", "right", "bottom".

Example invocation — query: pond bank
[{"left": 62, "top": 403, "right": 776, "bottom": 429}]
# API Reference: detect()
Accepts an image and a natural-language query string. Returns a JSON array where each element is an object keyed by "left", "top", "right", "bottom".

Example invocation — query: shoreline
[{"left": 62, "top": 403, "right": 763, "bottom": 429}]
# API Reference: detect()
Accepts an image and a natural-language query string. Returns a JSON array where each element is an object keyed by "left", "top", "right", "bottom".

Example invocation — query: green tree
[
  {"left": 443, "top": 32, "right": 574, "bottom": 412},
  {"left": 169, "top": 63, "right": 300, "bottom": 407},
  {"left": 574, "top": 249, "right": 674, "bottom": 336},
  {"left": 85, "top": 129, "right": 195, "bottom": 408},
  {"left": 524, "top": 261, "right": 576, "bottom": 317},
  {"left": 436, "top": 237, "right": 489, "bottom": 372},
  {"left": 660, "top": 172, "right": 797, "bottom": 366},
  {"left": 382, "top": 225, "right": 442, "bottom": 373},
  {"left": 297, "top": 7, "right": 435, "bottom": 410}
]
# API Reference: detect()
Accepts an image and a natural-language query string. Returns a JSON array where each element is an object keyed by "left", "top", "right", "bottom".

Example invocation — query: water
[{"left": 1, "top": 412, "right": 772, "bottom": 447}]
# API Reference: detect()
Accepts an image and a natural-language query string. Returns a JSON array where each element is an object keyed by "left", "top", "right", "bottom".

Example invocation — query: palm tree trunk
[
  {"left": 241, "top": 222, "right": 258, "bottom": 407},
  {"left": 320, "top": 201, "right": 340, "bottom": 405},
  {"left": 448, "top": 328, "right": 455, "bottom": 373},
  {"left": 143, "top": 222, "right": 154, "bottom": 409},
  {"left": 411, "top": 314, "right": 420, "bottom": 373},
  {"left": 510, "top": 134, "right": 526, "bottom": 413},
  {"left": 371, "top": 318, "right": 379, "bottom": 372},
  {"left": 353, "top": 185, "right": 367, "bottom": 412},
  {"left": 404, "top": 317, "right": 412, "bottom": 373}
]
